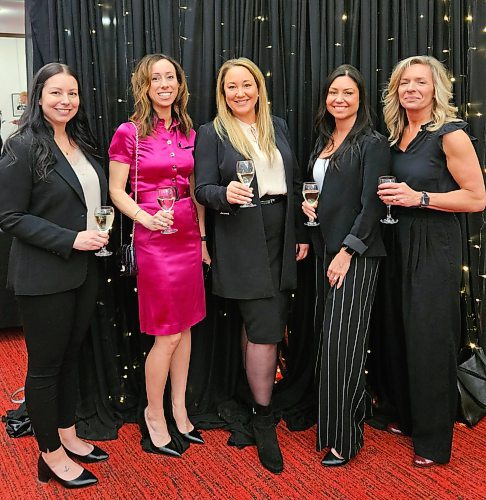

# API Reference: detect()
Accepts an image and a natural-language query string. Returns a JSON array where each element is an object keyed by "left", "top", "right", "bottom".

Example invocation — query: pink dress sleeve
[{"left": 108, "top": 122, "right": 136, "bottom": 165}]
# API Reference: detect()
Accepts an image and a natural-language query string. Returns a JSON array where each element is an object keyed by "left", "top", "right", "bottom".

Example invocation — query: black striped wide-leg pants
[{"left": 315, "top": 253, "right": 380, "bottom": 460}]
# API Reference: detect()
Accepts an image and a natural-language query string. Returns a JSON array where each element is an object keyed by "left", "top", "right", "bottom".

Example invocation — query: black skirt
[{"left": 237, "top": 198, "right": 289, "bottom": 344}]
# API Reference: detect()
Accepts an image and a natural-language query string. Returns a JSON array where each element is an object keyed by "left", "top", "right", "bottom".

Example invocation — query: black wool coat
[{"left": 194, "top": 116, "right": 307, "bottom": 300}]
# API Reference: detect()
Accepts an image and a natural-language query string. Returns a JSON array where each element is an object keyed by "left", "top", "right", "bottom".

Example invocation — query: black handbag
[
  {"left": 119, "top": 240, "right": 137, "bottom": 277},
  {"left": 457, "top": 344, "right": 486, "bottom": 427},
  {"left": 2, "top": 401, "right": 34, "bottom": 438},
  {"left": 119, "top": 122, "right": 140, "bottom": 277}
]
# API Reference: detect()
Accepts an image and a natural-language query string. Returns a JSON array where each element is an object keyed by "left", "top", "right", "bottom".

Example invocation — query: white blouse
[
  {"left": 68, "top": 149, "right": 101, "bottom": 230},
  {"left": 236, "top": 119, "right": 287, "bottom": 197},
  {"left": 313, "top": 157, "right": 330, "bottom": 193}
]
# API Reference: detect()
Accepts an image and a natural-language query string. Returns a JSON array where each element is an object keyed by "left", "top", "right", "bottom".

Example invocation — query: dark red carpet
[{"left": 1, "top": 328, "right": 485, "bottom": 499}]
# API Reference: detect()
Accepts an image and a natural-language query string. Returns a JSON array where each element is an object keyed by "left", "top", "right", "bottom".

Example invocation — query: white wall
[{"left": 0, "top": 37, "right": 27, "bottom": 144}]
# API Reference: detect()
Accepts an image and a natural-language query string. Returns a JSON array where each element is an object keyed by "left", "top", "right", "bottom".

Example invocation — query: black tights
[
  {"left": 241, "top": 327, "right": 277, "bottom": 407},
  {"left": 17, "top": 256, "right": 99, "bottom": 452}
]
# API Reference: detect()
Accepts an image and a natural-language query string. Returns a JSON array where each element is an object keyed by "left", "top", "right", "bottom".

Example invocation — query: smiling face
[
  {"left": 148, "top": 58, "right": 180, "bottom": 117},
  {"left": 39, "top": 72, "right": 79, "bottom": 129},
  {"left": 325, "top": 75, "right": 360, "bottom": 123},
  {"left": 223, "top": 65, "right": 259, "bottom": 123},
  {"left": 398, "top": 63, "right": 434, "bottom": 114}
]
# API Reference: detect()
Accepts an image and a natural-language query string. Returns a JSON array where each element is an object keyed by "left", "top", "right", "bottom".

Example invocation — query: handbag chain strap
[{"left": 120, "top": 122, "right": 139, "bottom": 245}]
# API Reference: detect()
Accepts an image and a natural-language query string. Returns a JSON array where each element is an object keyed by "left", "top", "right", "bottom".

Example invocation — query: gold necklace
[{"left": 56, "top": 136, "right": 78, "bottom": 156}]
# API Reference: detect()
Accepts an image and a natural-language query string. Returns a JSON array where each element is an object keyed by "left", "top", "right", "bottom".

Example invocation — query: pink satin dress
[{"left": 109, "top": 120, "right": 205, "bottom": 335}]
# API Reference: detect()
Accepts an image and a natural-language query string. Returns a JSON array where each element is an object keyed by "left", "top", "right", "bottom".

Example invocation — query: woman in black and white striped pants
[{"left": 302, "top": 65, "right": 390, "bottom": 466}]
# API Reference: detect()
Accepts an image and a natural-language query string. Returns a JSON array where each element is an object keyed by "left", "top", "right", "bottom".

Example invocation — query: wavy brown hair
[{"left": 130, "top": 54, "right": 192, "bottom": 138}]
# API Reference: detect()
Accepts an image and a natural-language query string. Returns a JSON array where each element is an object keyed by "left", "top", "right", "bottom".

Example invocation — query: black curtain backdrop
[{"left": 23, "top": 0, "right": 486, "bottom": 440}]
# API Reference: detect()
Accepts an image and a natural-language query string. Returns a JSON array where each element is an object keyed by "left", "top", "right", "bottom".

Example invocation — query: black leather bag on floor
[
  {"left": 457, "top": 346, "right": 486, "bottom": 427},
  {"left": 2, "top": 402, "right": 34, "bottom": 438}
]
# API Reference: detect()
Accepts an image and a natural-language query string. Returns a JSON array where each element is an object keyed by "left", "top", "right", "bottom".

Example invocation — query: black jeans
[{"left": 17, "top": 254, "right": 99, "bottom": 452}]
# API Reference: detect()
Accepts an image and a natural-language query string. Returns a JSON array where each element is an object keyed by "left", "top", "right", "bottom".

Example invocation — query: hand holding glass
[
  {"left": 303, "top": 182, "right": 320, "bottom": 227},
  {"left": 378, "top": 176, "right": 398, "bottom": 224},
  {"left": 94, "top": 206, "right": 114, "bottom": 256},
  {"left": 236, "top": 160, "right": 256, "bottom": 208},
  {"left": 157, "top": 187, "right": 178, "bottom": 234}
]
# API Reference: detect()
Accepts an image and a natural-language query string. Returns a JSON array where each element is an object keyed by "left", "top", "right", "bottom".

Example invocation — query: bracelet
[
  {"left": 201, "top": 235, "right": 207, "bottom": 242},
  {"left": 133, "top": 208, "right": 142, "bottom": 221}
]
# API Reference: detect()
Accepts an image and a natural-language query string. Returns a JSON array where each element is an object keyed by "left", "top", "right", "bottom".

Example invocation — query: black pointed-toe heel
[
  {"left": 38, "top": 454, "right": 98, "bottom": 489},
  {"left": 141, "top": 410, "right": 182, "bottom": 458},
  {"left": 321, "top": 449, "right": 349, "bottom": 467},
  {"left": 64, "top": 444, "right": 109, "bottom": 463},
  {"left": 179, "top": 428, "right": 205, "bottom": 445}
]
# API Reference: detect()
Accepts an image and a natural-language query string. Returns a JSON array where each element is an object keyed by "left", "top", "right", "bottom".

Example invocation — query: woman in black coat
[
  {"left": 0, "top": 63, "right": 109, "bottom": 488},
  {"left": 194, "top": 57, "right": 308, "bottom": 474},
  {"left": 302, "top": 64, "right": 390, "bottom": 466}
]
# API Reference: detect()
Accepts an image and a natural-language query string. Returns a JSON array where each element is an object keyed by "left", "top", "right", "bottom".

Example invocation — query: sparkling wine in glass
[
  {"left": 94, "top": 206, "right": 114, "bottom": 256},
  {"left": 236, "top": 160, "right": 256, "bottom": 208},
  {"left": 303, "top": 181, "right": 320, "bottom": 227},
  {"left": 157, "top": 187, "right": 178, "bottom": 234},
  {"left": 378, "top": 176, "right": 399, "bottom": 224}
]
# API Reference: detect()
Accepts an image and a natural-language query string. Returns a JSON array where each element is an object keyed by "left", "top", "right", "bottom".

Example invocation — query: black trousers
[
  {"left": 315, "top": 252, "right": 380, "bottom": 460},
  {"left": 17, "top": 254, "right": 99, "bottom": 452},
  {"left": 383, "top": 209, "right": 461, "bottom": 463}
]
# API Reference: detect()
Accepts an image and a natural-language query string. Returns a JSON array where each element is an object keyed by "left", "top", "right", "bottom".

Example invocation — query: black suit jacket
[
  {"left": 194, "top": 116, "right": 307, "bottom": 299},
  {"left": 0, "top": 133, "right": 107, "bottom": 295},
  {"left": 308, "top": 131, "right": 391, "bottom": 258}
]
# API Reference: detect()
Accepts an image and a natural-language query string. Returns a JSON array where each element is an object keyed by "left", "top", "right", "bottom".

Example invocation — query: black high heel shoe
[
  {"left": 141, "top": 409, "right": 181, "bottom": 458},
  {"left": 64, "top": 444, "right": 109, "bottom": 463},
  {"left": 38, "top": 454, "right": 98, "bottom": 489},
  {"left": 321, "top": 449, "right": 349, "bottom": 467},
  {"left": 178, "top": 427, "right": 205, "bottom": 445}
]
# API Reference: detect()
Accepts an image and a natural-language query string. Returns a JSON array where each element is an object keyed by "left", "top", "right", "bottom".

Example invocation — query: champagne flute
[
  {"left": 157, "top": 187, "right": 178, "bottom": 234},
  {"left": 236, "top": 160, "right": 256, "bottom": 208},
  {"left": 378, "top": 176, "right": 399, "bottom": 224},
  {"left": 94, "top": 206, "right": 114, "bottom": 257},
  {"left": 303, "top": 181, "right": 320, "bottom": 227}
]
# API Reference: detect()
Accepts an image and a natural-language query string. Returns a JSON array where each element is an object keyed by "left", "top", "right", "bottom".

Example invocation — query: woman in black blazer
[
  {"left": 195, "top": 58, "right": 308, "bottom": 474},
  {"left": 302, "top": 65, "right": 390, "bottom": 466},
  {"left": 0, "top": 63, "right": 109, "bottom": 488}
]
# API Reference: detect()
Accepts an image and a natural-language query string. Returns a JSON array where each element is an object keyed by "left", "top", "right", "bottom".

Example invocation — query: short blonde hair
[
  {"left": 383, "top": 55, "right": 459, "bottom": 145},
  {"left": 130, "top": 54, "right": 192, "bottom": 138},
  {"left": 214, "top": 58, "right": 275, "bottom": 161}
]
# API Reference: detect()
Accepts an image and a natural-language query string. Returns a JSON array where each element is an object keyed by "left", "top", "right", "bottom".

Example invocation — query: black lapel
[
  {"left": 273, "top": 119, "right": 293, "bottom": 183},
  {"left": 50, "top": 142, "right": 86, "bottom": 207}
]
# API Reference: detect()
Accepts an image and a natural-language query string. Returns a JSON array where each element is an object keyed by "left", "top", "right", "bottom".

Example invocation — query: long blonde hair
[
  {"left": 383, "top": 55, "right": 459, "bottom": 145},
  {"left": 214, "top": 58, "right": 275, "bottom": 161},
  {"left": 130, "top": 54, "right": 192, "bottom": 138}
]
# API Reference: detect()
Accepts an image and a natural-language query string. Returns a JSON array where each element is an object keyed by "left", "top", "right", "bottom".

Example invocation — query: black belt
[{"left": 260, "top": 195, "right": 286, "bottom": 206}]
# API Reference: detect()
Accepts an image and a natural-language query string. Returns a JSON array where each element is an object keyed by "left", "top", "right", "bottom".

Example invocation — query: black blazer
[
  {"left": 308, "top": 131, "right": 391, "bottom": 258},
  {"left": 0, "top": 132, "right": 107, "bottom": 295},
  {"left": 194, "top": 116, "right": 307, "bottom": 300}
]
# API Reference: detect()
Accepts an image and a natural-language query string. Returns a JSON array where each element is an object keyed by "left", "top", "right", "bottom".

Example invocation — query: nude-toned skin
[{"left": 377, "top": 64, "right": 485, "bottom": 213}]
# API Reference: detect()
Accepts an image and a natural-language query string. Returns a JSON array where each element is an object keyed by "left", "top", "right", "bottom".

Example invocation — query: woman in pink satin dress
[{"left": 109, "top": 54, "right": 209, "bottom": 457}]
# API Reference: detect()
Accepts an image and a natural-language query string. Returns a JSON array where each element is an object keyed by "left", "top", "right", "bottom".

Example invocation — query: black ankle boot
[{"left": 251, "top": 404, "right": 283, "bottom": 474}]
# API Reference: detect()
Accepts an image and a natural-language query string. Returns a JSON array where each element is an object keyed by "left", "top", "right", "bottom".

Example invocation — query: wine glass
[
  {"left": 94, "top": 206, "right": 115, "bottom": 257},
  {"left": 157, "top": 187, "right": 178, "bottom": 234},
  {"left": 378, "top": 176, "right": 399, "bottom": 224},
  {"left": 303, "top": 181, "right": 320, "bottom": 227},
  {"left": 236, "top": 160, "right": 256, "bottom": 208}
]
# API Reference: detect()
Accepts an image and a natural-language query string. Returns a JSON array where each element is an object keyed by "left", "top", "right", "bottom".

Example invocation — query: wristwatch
[
  {"left": 342, "top": 246, "right": 355, "bottom": 256},
  {"left": 419, "top": 191, "right": 430, "bottom": 208}
]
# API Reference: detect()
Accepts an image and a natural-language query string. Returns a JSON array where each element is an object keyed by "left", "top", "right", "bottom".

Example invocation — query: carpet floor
[{"left": 1, "top": 328, "right": 485, "bottom": 499}]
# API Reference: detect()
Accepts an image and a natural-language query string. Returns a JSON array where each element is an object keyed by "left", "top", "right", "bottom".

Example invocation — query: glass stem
[{"left": 387, "top": 205, "right": 392, "bottom": 218}]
